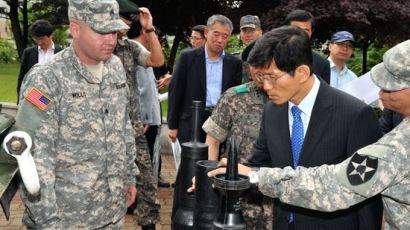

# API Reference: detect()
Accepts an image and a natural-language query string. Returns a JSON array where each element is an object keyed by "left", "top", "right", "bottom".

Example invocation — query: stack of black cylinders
[{"left": 172, "top": 101, "right": 209, "bottom": 229}]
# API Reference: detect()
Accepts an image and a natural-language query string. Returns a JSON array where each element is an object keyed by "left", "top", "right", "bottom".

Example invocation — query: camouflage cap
[
  {"left": 68, "top": 0, "right": 129, "bottom": 34},
  {"left": 240, "top": 15, "right": 261, "bottom": 30},
  {"left": 370, "top": 39, "right": 410, "bottom": 91}
]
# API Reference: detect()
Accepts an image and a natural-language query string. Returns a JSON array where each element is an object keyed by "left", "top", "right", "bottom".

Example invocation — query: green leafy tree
[{"left": 262, "top": 0, "right": 410, "bottom": 74}]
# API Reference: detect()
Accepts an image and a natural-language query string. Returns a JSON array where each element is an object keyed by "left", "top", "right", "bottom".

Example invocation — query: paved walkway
[{"left": 0, "top": 134, "right": 177, "bottom": 230}]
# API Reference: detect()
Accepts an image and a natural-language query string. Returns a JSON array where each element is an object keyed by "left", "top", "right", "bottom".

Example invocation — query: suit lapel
[
  {"left": 222, "top": 54, "right": 230, "bottom": 92},
  {"left": 195, "top": 47, "right": 207, "bottom": 100},
  {"left": 272, "top": 103, "right": 293, "bottom": 167},
  {"left": 298, "top": 83, "right": 333, "bottom": 166},
  {"left": 33, "top": 48, "right": 39, "bottom": 64}
]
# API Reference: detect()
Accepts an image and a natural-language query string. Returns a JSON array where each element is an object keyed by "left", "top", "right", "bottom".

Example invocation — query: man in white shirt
[
  {"left": 328, "top": 31, "right": 357, "bottom": 88},
  {"left": 17, "top": 19, "right": 62, "bottom": 103}
]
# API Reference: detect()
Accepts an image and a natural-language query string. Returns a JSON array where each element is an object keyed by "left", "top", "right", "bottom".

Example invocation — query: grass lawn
[
  {"left": 0, "top": 63, "right": 169, "bottom": 117},
  {"left": 0, "top": 63, "right": 19, "bottom": 104}
]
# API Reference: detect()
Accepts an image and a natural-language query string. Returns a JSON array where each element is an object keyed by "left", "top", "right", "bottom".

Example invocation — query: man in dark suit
[
  {"left": 284, "top": 9, "right": 330, "bottom": 84},
  {"left": 168, "top": 14, "right": 242, "bottom": 144},
  {"left": 168, "top": 15, "right": 241, "bottom": 228},
  {"left": 244, "top": 26, "right": 383, "bottom": 229},
  {"left": 17, "top": 19, "right": 62, "bottom": 102}
]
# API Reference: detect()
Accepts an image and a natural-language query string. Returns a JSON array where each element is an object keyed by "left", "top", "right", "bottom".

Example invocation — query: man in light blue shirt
[
  {"left": 328, "top": 31, "right": 357, "bottom": 88},
  {"left": 205, "top": 48, "right": 224, "bottom": 107}
]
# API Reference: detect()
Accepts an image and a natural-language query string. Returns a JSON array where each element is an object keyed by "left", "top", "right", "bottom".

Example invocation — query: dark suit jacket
[
  {"left": 168, "top": 46, "right": 242, "bottom": 143},
  {"left": 17, "top": 45, "right": 62, "bottom": 99},
  {"left": 312, "top": 51, "right": 330, "bottom": 84},
  {"left": 249, "top": 82, "right": 383, "bottom": 230},
  {"left": 379, "top": 108, "right": 404, "bottom": 134}
]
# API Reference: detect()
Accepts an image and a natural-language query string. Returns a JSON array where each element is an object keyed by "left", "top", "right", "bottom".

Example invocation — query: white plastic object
[{"left": 3, "top": 131, "right": 40, "bottom": 195}]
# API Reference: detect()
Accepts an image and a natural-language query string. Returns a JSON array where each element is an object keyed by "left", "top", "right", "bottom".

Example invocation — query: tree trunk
[
  {"left": 167, "top": 35, "right": 181, "bottom": 73},
  {"left": 22, "top": 0, "right": 28, "bottom": 49},
  {"left": 362, "top": 39, "right": 369, "bottom": 75},
  {"left": 7, "top": 0, "right": 24, "bottom": 59}
]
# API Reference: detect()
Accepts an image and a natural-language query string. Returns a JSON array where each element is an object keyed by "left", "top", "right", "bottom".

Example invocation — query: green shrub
[
  {"left": 347, "top": 43, "right": 390, "bottom": 76},
  {"left": 0, "top": 39, "right": 18, "bottom": 64}
]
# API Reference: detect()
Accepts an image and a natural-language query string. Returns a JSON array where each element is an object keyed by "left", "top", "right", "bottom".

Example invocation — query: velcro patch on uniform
[
  {"left": 25, "top": 87, "right": 51, "bottom": 111},
  {"left": 234, "top": 84, "right": 248, "bottom": 94},
  {"left": 347, "top": 153, "right": 378, "bottom": 185},
  {"left": 116, "top": 83, "right": 126, "bottom": 89}
]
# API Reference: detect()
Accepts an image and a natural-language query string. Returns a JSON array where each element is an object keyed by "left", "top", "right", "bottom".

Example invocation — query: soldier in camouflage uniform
[
  {"left": 14, "top": 0, "right": 139, "bottom": 228},
  {"left": 232, "top": 15, "right": 262, "bottom": 83},
  {"left": 113, "top": 1, "right": 164, "bottom": 229},
  {"left": 210, "top": 36, "right": 410, "bottom": 229},
  {"left": 202, "top": 42, "right": 273, "bottom": 230}
]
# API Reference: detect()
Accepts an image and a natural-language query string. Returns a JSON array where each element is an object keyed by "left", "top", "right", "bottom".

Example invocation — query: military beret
[{"left": 116, "top": 0, "right": 139, "bottom": 14}]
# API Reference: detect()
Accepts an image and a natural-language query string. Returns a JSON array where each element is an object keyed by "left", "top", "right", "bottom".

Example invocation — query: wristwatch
[
  {"left": 248, "top": 167, "right": 260, "bottom": 184},
  {"left": 144, "top": 27, "right": 156, "bottom": 33}
]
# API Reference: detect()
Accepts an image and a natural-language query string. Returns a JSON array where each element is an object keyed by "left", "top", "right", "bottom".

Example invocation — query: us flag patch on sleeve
[{"left": 25, "top": 87, "right": 51, "bottom": 111}]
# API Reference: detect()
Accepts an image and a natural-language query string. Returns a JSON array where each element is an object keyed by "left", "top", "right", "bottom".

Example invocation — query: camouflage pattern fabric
[
  {"left": 203, "top": 82, "right": 268, "bottom": 163},
  {"left": 114, "top": 38, "right": 160, "bottom": 225},
  {"left": 133, "top": 136, "right": 160, "bottom": 225},
  {"left": 202, "top": 82, "right": 273, "bottom": 229},
  {"left": 114, "top": 38, "right": 149, "bottom": 138},
  {"left": 256, "top": 116, "right": 410, "bottom": 230},
  {"left": 371, "top": 39, "right": 410, "bottom": 91},
  {"left": 68, "top": 0, "right": 129, "bottom": 34},
  {"left": 17, "top": 45, "right": 139, "bottom": 229}
]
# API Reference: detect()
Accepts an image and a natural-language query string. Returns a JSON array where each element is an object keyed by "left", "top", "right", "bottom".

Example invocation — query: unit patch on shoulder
[
  {"left": 347, "top": 153, "right": 378, "bottom": 185},
  {"left": 25, "top": 87, "right": 52, "bottom": 111},
  {"left": 234, "top": 84, "right": 248, "bottom": 94}
]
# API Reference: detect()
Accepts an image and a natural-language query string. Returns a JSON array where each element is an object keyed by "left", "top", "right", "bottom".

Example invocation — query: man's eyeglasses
[
  {"left": 190, "top": 36, "right": 204, "bottom": 41},
  {"left": 241, "top": 27, "right": 257, "bottom": 34},
  {"left": 335, "top": 42, "right": 354, "bottom": 49},
  {"left": 255, "top": 71, "right": 288, "bottom": 84}
]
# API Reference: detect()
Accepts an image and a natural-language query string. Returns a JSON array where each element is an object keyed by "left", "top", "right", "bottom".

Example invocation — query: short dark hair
[
  {"left": 30, "top": 19, "right": 54, "bottom": 37},
  {"left": 247, "top": 26, "right": 313, "bottom": 75},
  {"left": 284, "top": 9, "right": 315, "bottom": 31},
  {"left": 192, "top": 25, "right": 206, "bottom": 38},
  {"left": 127, "top": 20, "right": 142, "bottom": 39}
]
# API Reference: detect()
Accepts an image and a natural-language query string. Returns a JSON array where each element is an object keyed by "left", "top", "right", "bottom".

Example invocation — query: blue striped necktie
[{"left": 289, "top": 105, "right": 304, "bottom": 223}]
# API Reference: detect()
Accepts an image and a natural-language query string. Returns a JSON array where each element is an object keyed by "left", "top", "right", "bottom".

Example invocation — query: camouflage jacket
[
  {"left": 256, "top": 116, "right": 410, "bottom": 230},
  {"left": 17, "top": 46, "right": 139, "bottom": 229},
  {"left": 202, "top": 82, "right": 268, "bottom": 163},
  {"left": 114, "top": 38, "right": 149, "bottom": 137}
]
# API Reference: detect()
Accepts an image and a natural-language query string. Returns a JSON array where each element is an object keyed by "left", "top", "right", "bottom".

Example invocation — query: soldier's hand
[
  {"left": 168, "top": 129, "right": 178, "bottom": 142},
  {"left": 138, "top": 7, "right": 153, "bottom": 31},
  {"left": 207, "top": 158, "right": 251, "bottom": 177},
  {"left": 143, "top": 124, "right": 150, "bottom": 133},
  {"left": 187, "top": 176, "right": 196, "bottom": 193},
  {"left": 158, "top": 74, "right": 172, "bottom": 90},
  {"left": 126, "top": 186, "right": 137, "bottom": 207}
]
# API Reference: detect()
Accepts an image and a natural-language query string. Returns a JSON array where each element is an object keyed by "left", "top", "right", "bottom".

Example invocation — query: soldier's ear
[{"left": 69, "top": 21, "right": 81, "bottom": 39}]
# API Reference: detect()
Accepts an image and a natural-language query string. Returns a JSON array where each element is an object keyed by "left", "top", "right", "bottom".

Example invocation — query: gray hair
[{"left": 207, "top": 14, "right": 233, "bottom": 32}]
